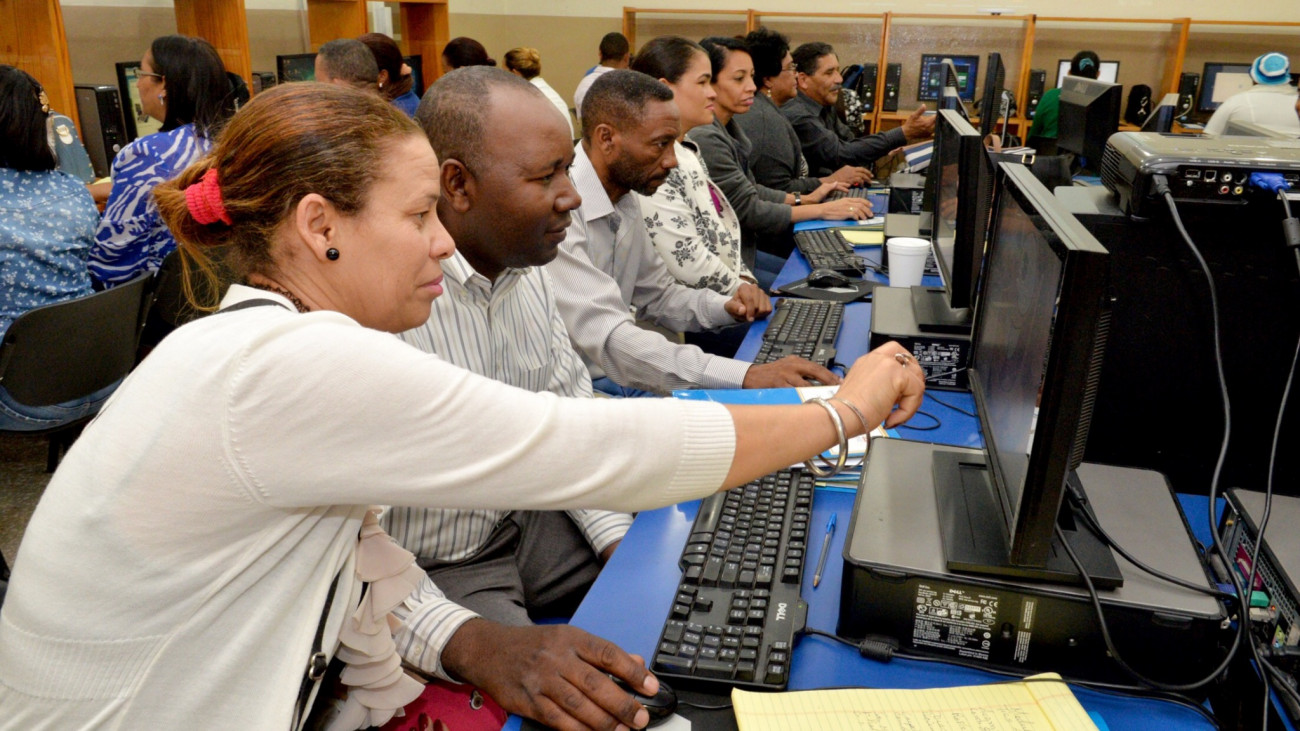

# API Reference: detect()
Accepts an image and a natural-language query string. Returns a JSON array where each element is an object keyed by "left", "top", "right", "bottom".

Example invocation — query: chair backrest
[{"left": 0, "top": 273, "right": 153, "bottom": 407}]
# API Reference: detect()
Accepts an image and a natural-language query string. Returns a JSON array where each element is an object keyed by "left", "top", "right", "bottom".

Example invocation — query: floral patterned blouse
[
  {"left": 639, "top": 141, "right": 752, "bottom": 296},
  {"left": 0, "top": 168, "right": 97, "bottom": 339}
]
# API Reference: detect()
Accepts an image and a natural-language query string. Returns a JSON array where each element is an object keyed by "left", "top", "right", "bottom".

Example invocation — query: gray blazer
[{"left": 733, "top": 94, "right": 824, "bottom": 195}]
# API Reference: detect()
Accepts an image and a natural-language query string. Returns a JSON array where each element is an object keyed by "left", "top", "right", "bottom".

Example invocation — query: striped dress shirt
[
  {"left": 546, "top": 143, "right": 753, "bottom": 394},
  {"left": 385, "top": 251, "right": 632, "bottom": 678}
]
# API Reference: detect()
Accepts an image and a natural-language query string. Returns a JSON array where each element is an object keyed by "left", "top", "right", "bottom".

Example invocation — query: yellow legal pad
[
  {"left": 731, "top": 673, "right": 1098, "bottom": 731},
  {"left": 839, "top": 229, "right": 885, "bottom": 246}
]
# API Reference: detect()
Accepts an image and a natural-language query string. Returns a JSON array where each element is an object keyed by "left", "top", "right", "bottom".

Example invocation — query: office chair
[
  {"left": 138, "top": 249, "right": 228, "bottom": 356},
  {"left": 0, "top": 272, "right": 154, "bottom": 472}
]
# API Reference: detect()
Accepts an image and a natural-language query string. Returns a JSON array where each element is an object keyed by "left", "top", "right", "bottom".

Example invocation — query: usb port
[
  {"left": 1184, "top": 169, "right": 1201, "bottom": 179},
  {"left": 1204, "top": 170, "right": 1217, "bottom": 182}
]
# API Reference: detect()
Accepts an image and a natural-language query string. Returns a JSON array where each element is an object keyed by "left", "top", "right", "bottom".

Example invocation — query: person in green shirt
[{"left": 1029, "top": 50, "right": 1100, "bottom": 142}]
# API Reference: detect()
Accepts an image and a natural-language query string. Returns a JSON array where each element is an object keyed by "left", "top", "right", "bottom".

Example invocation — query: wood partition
[
  {"left": 306, "top": 0, "right": 367, "bottom": 50},
  {"left": 622, "top": 8, "right": 752, "bottom": 52},
  {"left": 2, "top": 0, "right": 78, "bottom": 126},
  {"left": 174, "top": 0, "right": 252, "bottom": 84},
  {"left": 304, "top": 0, "right": 449, "bottom": 85}
]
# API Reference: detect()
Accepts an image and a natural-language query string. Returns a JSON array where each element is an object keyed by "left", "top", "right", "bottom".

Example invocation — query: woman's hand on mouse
[
  {"left": 835, "top": 341, "right": 927, "bottom": 432},
  {"left": 441, "top": 619, "right": 657, "bottom": 730}
]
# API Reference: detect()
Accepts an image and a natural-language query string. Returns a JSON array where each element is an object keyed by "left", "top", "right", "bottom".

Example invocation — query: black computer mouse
[
  {"left": 807, "top": 268, "right": 854, "bottom": 288},
  {"left": 610, "top": 675, "right": 677, "bottom": 728}
]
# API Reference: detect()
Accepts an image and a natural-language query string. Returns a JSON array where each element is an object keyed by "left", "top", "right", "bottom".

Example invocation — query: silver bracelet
[
  {"left": 830, "top": 396, "right": 872, "bottom": 470},
  {"left": 805, "top": 397, "right": 848, "bottom": 478}
]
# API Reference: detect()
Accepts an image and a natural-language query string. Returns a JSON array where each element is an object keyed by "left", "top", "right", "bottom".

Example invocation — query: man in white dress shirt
[
  {"left": 549, "top": 69, "right": 838, "bottom": 396},
  {"left": 388, "top": 67, "right": 643, "bottom": 729}
]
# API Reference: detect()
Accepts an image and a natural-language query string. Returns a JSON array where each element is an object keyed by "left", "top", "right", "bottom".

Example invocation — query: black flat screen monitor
[
  {"left": 1140, "top": 92, "right": 1179, "bottom": 133},
  {"left": 115, "top": 61, "right": 165, "bottom": 142},
  {"left": 277, "top": 53, "right": 317, "bottom": 83},
  {"left": 935, "top": 162, "right": 1118, "bottom": 586},
  {"left": 977, "top": 52, "right": 1006, "bottom": 139},
  {"left": 1197, "top": 62, "right": 1252, "bottom": 113},
  {"left": 1058, "top": 76, "right": 1121, "bottom": 175},
  {"left": 403, "top": 55, "right": 425, "bottom": 97},
  {"left": 919, "top": 54, "right": 978, "bottom": 102},
  {"left": 1055, "top": 59, "right": 1119, "bottom": 88},
  {"left": 930, "top": 109, "right": 992, "bottom": 315}
]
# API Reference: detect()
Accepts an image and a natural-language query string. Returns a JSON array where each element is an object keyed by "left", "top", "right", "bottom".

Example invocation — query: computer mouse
[
  {"left": 807, "top": 268, "right": 854, "bottom": 288},
  {"left": 610, "top": 675, "right": 677, "bottom": 728}
]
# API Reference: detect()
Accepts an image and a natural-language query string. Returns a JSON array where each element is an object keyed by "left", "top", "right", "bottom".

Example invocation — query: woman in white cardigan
[{"left": 0, "top": 83, "right": 925, "bottom": 731}]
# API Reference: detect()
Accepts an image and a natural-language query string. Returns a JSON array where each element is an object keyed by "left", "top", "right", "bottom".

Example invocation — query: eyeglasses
[
  {"left": 137, "top": 71, "right": 164, "bottom": 81},
  {"left": 782, "top": 64, "right": 798, "bottom": 74}
]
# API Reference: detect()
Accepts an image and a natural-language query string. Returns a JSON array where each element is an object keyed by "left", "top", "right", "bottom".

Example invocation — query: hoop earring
[{"left": 326, "top": 248, "right": 340, "bottom": 261}]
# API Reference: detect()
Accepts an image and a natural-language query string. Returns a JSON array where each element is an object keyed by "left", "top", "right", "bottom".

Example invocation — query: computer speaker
[{"left": 882, "top": 63, "right": 902, "bottom": 112}]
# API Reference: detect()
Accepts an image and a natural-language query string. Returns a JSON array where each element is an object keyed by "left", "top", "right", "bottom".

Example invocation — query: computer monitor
[
  {"left": 977, "top": 52, "right": 1006, "bottom": 139},
  {"left": 923, "top": 109, "right": 992, "bottom": 329},
  {"left": 1140, "top": 92, "right": 1179, "bottom": 133},
  {"left": 277, "top": 53, "right": 317, "bottom": 83},
  {"left": 1058, "top": 76, "right": 1122, "bottom": 175},
  {"left": 403, "top": 55, "right": 425, "bottom": 97},
  {"left": 114, "top": 61, "right": 165, "bottom": 142},
  {"left": 1196, "top": 62, "right": 1253, "bottom": 113},
  {"left": 934, "top": 162, "right": 1120, "bottom": 586},
  {"left": 919, "top": 54, "right": 979, "bottom": 102},
  {"left": 1055, "top": 59, "right": 1119, "bottom": 88}
]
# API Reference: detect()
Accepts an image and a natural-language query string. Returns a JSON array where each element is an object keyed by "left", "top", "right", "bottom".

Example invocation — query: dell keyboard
[
  {"left": 650, "top": 468, "right": 815, "bottom": 692},
  {"left": 794, "top": 229, "right": 864, "bottom": 274},
  {"left": 753, "top": 299, "right": 842, "bottom": 367},
  {"left": 826, "top": 187, "right": 872, "bottom": 201}
]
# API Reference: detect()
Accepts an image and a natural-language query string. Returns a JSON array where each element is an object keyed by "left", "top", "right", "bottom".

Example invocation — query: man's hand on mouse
[
  {"left": 725, "top": 282, "right": 773, "bottom": 322},
  {"left": 441, "top": 619, "right": 659, "bottom": 730},
  {"left": 743, "top": 356, "right": 840, "bottom": 389}
]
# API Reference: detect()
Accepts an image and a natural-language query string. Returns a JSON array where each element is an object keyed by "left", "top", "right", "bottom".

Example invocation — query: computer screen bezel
[
  {"left": 1057, "top": 76, "right": 1122, "bottom": 174},
  {"left": 931, "top": 109, "right": 990, "bottom": 312},
  {"left": 967, "top": 162, "right": 1111, "bottom": 567},
  {"left": 1054, "top": 59, "right": 1120, "bottom": 88},
  {"left": 114, "top": 60, "right": 165, "bottom": 142},
  {"left": 1196, "top": 61, "right": 1253, "bottom": 113},
  {"left": 918, "top": 54, "right": 980, "bottom": 103},
  {"left": 977, "top": 52, "right": 1006, "bottom": 139},
  {"left": 277, "top": 53, "right": 318, "bottom": 84}
]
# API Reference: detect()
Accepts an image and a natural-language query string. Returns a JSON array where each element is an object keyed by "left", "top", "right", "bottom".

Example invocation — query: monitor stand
[
  {"left": 910, "top": 286, "right": 971, "bottom": 335},
  {"left": 932, "top": 450, "right": 1123, "bottom": 589}
]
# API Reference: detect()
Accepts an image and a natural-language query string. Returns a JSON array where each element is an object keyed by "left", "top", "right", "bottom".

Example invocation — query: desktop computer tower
[
  {"left": 882, "top": 63, "right": 902, "bottom": 112},
  {"left": 1177, "top": 72, "right": 1200, "bottom": 119},
  {"left": 1025, "top": 69, "right": 1047, "bottom": 120},
  {"left": 1058, "top": 181, "right": 1300, "bottom": 498},
  {"left": 74, "top": 84, "right": 128, "bottom": 179},
  {"left": 251, "top": 72, "right": 277, "bottom": 94},
  {"left": 857, "top": 63, "right": 878, "bottom": 113},
  {"left": 839, "top": 438, "right": 1230, "bottom": 690},
  {"left": 868, "top": 286, "right": 969, "bottom": 391}
]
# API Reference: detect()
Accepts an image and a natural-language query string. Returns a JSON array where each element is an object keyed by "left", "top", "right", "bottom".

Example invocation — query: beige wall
[{"left": 57, "top": 2, "right": 1300, "bottom": 106}]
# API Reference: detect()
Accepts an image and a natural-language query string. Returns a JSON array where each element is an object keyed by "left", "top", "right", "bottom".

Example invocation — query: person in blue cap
[{"left": 1205, "top": 52, "right": 1300, "bottom": 136}]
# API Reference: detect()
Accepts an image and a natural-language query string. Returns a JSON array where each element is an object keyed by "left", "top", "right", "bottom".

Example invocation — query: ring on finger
[{"left": 894, "top": 352, "right": 912, "bottom": 365}]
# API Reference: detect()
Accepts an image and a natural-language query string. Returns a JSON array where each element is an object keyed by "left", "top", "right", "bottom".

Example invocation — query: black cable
[
  {"left": 676, "top": 698, "right": 734, "bottom": 711},
  {"left": 1064, "top": 496, "right": 1236, "bottom": 603},
  {"left": 801, "top": 628, "right": 1221, "bottom": 727},
  {"left": 924, "top": 390, "right": 978, "bottom": 418},
  {"left": 896, "top": 409, "right": 941, "bottom": 431},
  {"left": 923, "top": 366, "right": 968, "bottom": 383},
  {"left": 1056, "top": 521, "right": 1237, "bottom": 693}
]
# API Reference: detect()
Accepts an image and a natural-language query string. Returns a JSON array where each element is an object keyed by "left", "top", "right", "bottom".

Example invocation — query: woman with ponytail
[{"left": 0, "top": 83, "right": 924, "bottom": 730}]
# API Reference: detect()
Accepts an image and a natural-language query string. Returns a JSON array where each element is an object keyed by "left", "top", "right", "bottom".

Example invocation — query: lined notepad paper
[{"left": 732, "top": 673, "right": 1098, "bottom": 731}]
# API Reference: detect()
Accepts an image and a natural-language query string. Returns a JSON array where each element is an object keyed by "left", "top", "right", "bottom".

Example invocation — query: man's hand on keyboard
[
  {"left": 442, "top": 619, "right": 656, "bottom": 731},
  {"left": 742, "top": 356, "right": 840, "bottom": 388},
  {"left": 823, "top": 165, "right": 873, "bottom": 187},
  {"left": 725, "top": 282, "right": 773, "bottom": 322}
]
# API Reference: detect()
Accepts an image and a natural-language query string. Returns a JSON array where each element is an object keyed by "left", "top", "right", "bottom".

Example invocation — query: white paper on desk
[
  {"left": 790, "top": 386, "right": 887, "bottom": 469},
  {"left": 656, "top": 714, "right": 690, "bottom": 731}
]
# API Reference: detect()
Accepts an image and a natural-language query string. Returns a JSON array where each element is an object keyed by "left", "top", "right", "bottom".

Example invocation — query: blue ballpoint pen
[{"left": 812, "top": 513, "right": 837, "bottom": 588}]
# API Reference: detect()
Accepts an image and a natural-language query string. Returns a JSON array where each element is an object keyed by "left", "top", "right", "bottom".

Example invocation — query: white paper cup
[{"left": 886, "top": 237, "right": 930, "bottom": 288}]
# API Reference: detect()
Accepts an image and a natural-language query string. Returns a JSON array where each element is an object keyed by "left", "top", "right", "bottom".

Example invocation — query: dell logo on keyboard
[{"left": 775, "top": 602, "right": 788, "bottom": 622}]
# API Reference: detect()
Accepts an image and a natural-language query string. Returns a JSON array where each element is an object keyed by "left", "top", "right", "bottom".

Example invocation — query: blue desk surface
[{"left": 504, "top": 238, "right": 1222, "bottom": 730}]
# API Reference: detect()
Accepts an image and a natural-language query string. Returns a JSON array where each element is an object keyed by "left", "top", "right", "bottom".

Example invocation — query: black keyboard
[
  {"left": 880, "top": 247, "right": 940, "bottom": 278},
  {"left": 754, "top": 299, "right": 842, "bottom": 366},
  {"left": 794, "top": 229, "right": 864, "bottom": 273},
  {"left": 650, "top": 468, "right": 815, "bottom": 692},
  {"left": 825, "top": 187, "right": 872, "bottom": 201}
]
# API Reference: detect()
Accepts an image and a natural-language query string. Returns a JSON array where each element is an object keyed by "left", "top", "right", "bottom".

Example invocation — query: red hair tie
[{"left": 185, "top": 168, "right": 233, "bottom": 226}]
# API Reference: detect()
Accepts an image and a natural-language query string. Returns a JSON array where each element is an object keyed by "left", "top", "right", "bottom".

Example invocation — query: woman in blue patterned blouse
[
  {"left": 88, "top": 35, "right": 237, "bottom": 286},
  {"left": 0, "top": 66, "right": 109, "bottom": 430}
]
